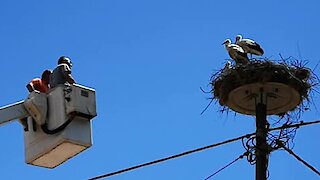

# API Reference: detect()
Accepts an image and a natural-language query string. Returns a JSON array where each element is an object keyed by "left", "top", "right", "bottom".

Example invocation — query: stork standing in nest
[
  {"left": 222, "top": 39, "right": 249, "bottom": 65},
  {"left": 235, "top": 35, "right": 264, "bottom": 59}
]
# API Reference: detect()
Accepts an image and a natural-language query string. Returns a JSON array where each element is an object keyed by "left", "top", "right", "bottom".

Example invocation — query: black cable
[
  {"left": 268, "top": 120, "right": 320, "bottom": 132},
  {"left": 87, "top": 120, "right": 320, "bottom": 180},
  {"left": 204, "top": 152, "right": 248, "bottom": 180},
  {"left": 41, "top": 116, "right": 73, "bottom": 134},
  {"left": 41, "top": 113, "right": 76, "bottom": 135},
  {"left": 87, "top": 133, "right": 254, "bottom": 180},
  {"left": 277, "top": 141, "right": 320, "bottom": 176}
]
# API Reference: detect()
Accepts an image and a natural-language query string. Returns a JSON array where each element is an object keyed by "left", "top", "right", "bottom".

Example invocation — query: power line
[
  {"left": 268, "top": 120, "right": 320, "bottom": 132},
  {"left": 204, "top": 151, "right": 248, "bottom": 180},
  {"left": 277, "top": 140, "right": 320, "bottom": 176},
  {"left": 87, "top": 133, "right": 254, "bottom": 180},
  {"left": 87, "top": 120, "right": 320, "bottom": 180}
]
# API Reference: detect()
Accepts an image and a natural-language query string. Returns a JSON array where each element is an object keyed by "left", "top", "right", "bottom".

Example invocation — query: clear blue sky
[{"left": 1, "top": 0, "right": 320, "bottom": 179}]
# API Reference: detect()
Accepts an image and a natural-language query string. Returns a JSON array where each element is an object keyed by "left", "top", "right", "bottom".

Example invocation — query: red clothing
[{"left": 30, "top": 78, "right": 49, "bottom": 93}]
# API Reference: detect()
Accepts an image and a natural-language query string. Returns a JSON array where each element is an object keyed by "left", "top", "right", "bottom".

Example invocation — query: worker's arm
[
  {"left": 26, "top": 79, "right": 41, "bottom": 93},
  {"left": 62, "top": 65, "right": 76, "bottom": 84},
  {"left": 66, "top": 74, "right": 76, "bottom": 84}
]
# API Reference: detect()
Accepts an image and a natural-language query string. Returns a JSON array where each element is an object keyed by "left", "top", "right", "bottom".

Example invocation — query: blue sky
[{"left": 1, "top": 0, "right": 320, "bottom": 179}]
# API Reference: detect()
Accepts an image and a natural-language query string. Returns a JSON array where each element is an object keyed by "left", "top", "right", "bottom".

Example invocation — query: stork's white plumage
[
  {"left": 222, "top": 39, "right": 249, "bottom": 64},
  {"left": 235, "top": 35, "right": 264, "bottom": 57}
]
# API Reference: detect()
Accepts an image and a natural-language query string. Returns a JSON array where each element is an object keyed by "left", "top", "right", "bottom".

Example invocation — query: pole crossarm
[{"left": 0, "top": 100, "right": 28, "bottom": 126}]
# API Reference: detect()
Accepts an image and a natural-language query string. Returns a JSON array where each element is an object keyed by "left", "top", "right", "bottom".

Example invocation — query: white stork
[
  {"left": 222, "top": 39, "right": 249, "bottom": 64},
  {"left": 235, "top": 35, "right": 264, "bottom": 58}
]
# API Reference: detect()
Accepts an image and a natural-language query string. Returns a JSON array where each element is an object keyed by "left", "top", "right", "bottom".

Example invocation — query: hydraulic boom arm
[{"left": 0, "top": 100, "right": 28, "bottom": 126}]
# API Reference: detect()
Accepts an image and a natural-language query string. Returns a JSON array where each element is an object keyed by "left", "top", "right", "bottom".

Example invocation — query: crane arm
[{"left": 0, "top": 100, "right": 28, "bottom": 126}]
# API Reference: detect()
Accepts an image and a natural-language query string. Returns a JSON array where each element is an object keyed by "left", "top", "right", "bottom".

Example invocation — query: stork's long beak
[{"left": 222, "top": 42, "right": 226, "bottom": 45}]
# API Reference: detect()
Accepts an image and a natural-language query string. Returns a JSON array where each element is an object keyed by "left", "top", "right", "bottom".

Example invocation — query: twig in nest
[{"left": 201, "top": 98, "right": 214, "bottom": 115}]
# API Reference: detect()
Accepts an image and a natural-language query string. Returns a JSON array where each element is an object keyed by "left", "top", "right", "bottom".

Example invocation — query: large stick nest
[{"left": 211, "top": 59, "right": 315, "bottom": 115}]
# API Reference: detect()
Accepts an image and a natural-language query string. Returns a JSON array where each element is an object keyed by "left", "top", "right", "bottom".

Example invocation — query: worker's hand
[{"left": 26, "top": 84, "right": 34, "bottom": 92}]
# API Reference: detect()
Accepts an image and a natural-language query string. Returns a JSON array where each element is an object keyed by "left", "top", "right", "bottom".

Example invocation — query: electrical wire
[
  {"left": 268, "top": 120, "right": 320, "bottom": 132},
  {"left": 204, "top": 151, "right": 248, "bottom": 180},
  {"left": 87, "top": 120, "right": 320, "bottom": 180},
  {"left": 277, "top": 141, "right": 320, "bottom": 176},
  {"left": 87, "top": 133, "right": 254, "bottom": 180}
]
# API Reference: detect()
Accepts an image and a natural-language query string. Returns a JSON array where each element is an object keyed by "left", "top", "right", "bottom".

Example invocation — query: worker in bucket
[
  {"left": 50, "top": 56, "right": 76, "bottom": 88},
  {"left": 26, "top": 70, "right": 52, "bottom": 93},
  {"left": 20, "top": 69, "right": 52, "bottom": 131}
]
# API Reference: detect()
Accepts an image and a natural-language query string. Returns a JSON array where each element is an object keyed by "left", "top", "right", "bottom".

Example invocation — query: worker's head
[
  {"left": 41, "top": 69, "right": 52, "bottom": 83},
  {"left": 58, "top": 56, "right": 72, "bottom": 68}
]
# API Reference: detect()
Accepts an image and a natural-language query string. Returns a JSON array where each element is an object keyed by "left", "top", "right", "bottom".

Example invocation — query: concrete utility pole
[{"left": 255, "top": 90, "right": 268, "bottom": 180}]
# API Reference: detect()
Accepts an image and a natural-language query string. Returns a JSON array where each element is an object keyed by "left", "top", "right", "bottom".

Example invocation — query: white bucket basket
[{"left": 24, "top": 84, "right": 97, "bottom": 168}]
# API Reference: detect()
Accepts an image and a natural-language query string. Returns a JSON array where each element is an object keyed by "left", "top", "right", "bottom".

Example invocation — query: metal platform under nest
[{"left": 226, "top": 82, "right": 300, "bottom": 115}]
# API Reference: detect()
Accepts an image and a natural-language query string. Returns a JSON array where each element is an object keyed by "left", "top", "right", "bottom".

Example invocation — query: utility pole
[
  {"left": 255, "top": 89, "right": 268, "bottom": 180},
  {"left": 222, "top": 81, "right": 301, "bottom": 180}
]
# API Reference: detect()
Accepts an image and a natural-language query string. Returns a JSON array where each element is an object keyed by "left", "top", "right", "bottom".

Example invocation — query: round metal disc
[{"left": 226, "top": 82, "right": 300, "bottom": 115}]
